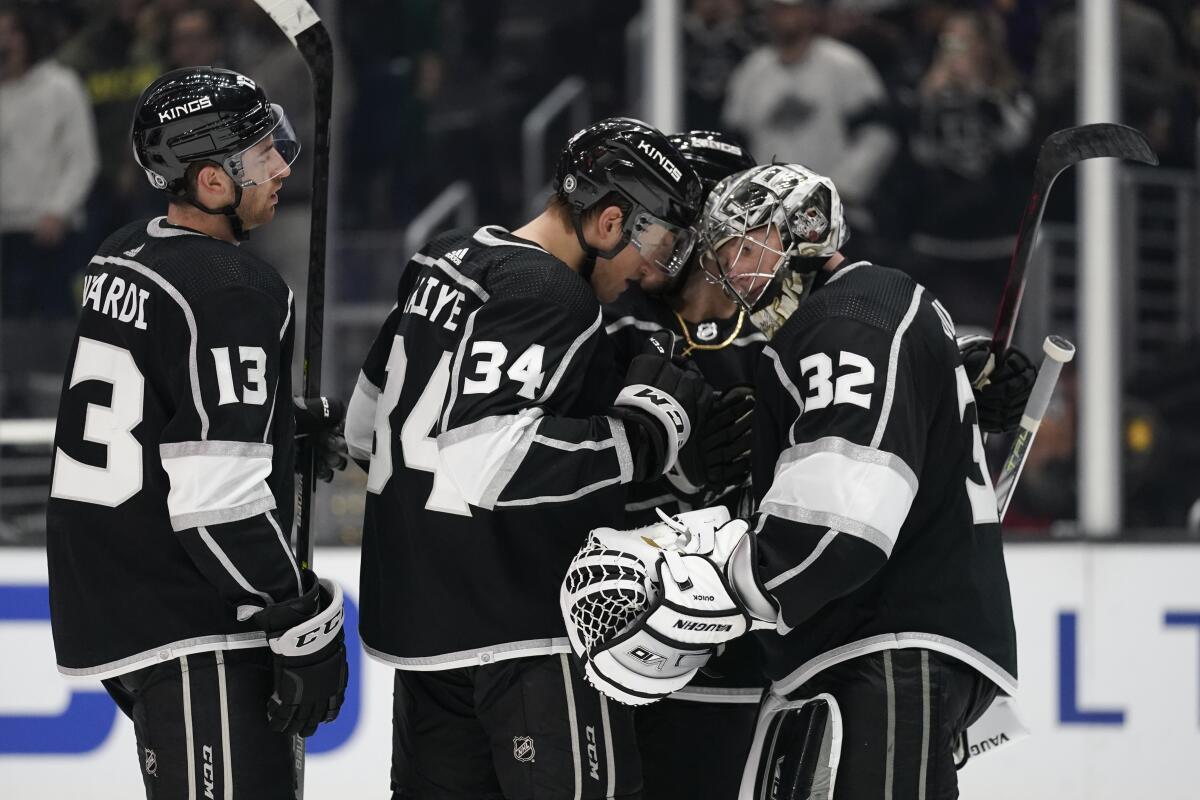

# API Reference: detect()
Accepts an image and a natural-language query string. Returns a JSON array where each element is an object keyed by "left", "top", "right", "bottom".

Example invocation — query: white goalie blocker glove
[{"left": 560, "top": 507, "right": 778, "bottom": 706}]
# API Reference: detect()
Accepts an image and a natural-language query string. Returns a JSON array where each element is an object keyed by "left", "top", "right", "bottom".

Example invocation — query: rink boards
[{"left": 2, "top": 543, "right": 1199, "bottom": 799}]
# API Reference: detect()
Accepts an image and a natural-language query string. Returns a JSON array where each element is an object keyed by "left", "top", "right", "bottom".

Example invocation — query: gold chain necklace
[{"left": 673, "top": 309, "right": 745, "bottom": 357}]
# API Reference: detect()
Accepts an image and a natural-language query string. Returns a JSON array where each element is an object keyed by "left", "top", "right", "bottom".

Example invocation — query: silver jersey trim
[{"left": 362, "top": 637, "right": 571, "bottom": 671}]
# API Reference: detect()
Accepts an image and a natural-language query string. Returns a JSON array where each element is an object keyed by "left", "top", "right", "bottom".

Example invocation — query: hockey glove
[
  {"left": 560, "top": 508, "right": 732, "bottom": 705},
  {"left": 958, "top": 336, "right": 1038, "bottom": 433},
  {"left": 612, "top": 350, "right": 713, "bottom": 482},
  {"left": 252, "top": 569, "right": 348, "bottom": 737},
  {"left": 700, "top": 386, "right": 754, "bottom": 487},
  {"left": 658, "top": 515, "right": 778, "bottom": 632},
  {"left": 294, "top": 396, "right": 348, "bottom": 482}
]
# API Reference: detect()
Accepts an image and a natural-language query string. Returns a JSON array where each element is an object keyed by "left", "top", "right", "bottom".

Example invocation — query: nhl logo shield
[
  {"left": 696, "top": 321, "right": 719, "bottom": 341},
  {"left": 144, "top": 747, "right": 158, "bottom": 777},
  {"left": 513, "top": 736, "right": 536, "bottom": 763}
]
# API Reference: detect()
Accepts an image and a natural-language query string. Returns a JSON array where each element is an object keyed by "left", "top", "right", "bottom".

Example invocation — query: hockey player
[
  {"left": 46, "top": 67, "right": 347, "bottom": 800},
  {"left": 600, "top": 130, "right": 765, "bottom": 800},
  {"left": 564, "top": 163, "right": 1034, "bottom": 798},
  {"left": 344, "top": 118, "right": 709, "bottom": 799}
]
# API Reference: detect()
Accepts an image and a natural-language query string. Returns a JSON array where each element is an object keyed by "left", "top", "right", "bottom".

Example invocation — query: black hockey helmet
[
  {"left": 667, "top": 131, "right": 756, "bottom": 197},
  {"left": 554, "top": 117, "right": 703, "bottom": 278},
  {"left": 132, "top": 67, "right": 299, "bottom": 235}
]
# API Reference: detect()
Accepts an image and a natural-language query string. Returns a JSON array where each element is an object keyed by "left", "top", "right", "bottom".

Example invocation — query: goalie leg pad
[{"left": 739, "top": 692, "right": 842, "bottom": 800}]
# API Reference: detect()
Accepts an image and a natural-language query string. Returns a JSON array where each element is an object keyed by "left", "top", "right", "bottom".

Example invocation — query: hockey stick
[
  {"left": 253, "top": 2, "right": 332, "bottom": 798},
  {"left": 253, "top": 0, "right": 332, "bottom": 572},
  {"left": 994, "top": 335, "right": 1075, "bottom": 521},
  {"left": 987, "top": 124, "right": 1156, "bottom": 370}
]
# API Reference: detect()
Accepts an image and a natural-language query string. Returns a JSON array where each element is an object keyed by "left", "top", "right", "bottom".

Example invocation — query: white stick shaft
[
  {"left": 255, "top": 0, "right": 321, "bottom": 43},
  {"left": 995, "top": 336, "right": 1075, "bottom": 521}
]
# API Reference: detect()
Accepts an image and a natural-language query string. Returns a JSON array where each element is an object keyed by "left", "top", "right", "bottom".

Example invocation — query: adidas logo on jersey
[
  {"left": 445, "top": 247, "right": 469, "bottom": 266},
  {"left": 124, "top": 243, "right": 145, "bottom": 259}
]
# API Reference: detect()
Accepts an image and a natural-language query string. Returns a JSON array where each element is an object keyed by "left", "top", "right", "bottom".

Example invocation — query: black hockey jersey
[
  {"left": 751, "top": 261, "right": 1018, "bottom": 697},
  {"left": 46, "top": 217, "right": 302, "bottom": 678},
  {"left": 346, "top": 226, "right": 633, "bottom": 669},
  {"left": 604, "top": 285, "right": 765, "bottom": 525}
]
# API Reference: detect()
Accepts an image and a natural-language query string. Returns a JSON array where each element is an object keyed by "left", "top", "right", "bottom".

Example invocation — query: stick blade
[{"left": 1039, "top": 123, "right": 1159, "bottom": 179}]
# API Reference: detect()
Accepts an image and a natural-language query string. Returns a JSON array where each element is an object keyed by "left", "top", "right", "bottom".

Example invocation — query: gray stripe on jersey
[
  {"left": 600, "top": 693, "right": 616, "bottom": 797},
  {"left": 94, "top": 255, "right": 210, "bottom": 438},
  {"left": 262, "top": 287, "right": 293, "bottom": 443},
  {"left": 147, "top": 216, "right": 204, "bottom": 238},
  {"left": 531, "top": 433, "right": 618, "bottom": 451},
  {"left": 494, "top": 475, "right": 624, "bottom": 508},
  {"left": 666, "top": 686, "right": 764, "bottom": 703},
  {"left": 215, "top": 650, "right": 234, "bottom": 800},
  {"left": 610, "top": 418, "right": 635, "bottom": 483},
  {"left": 198, "top": 526, "right": 273, "bottom": 603},
  {"left": 56, "top": 633, "right": 268, "bottom": 679},
  {"left": 871, "top": 286, "right": 924, "bottom": 449},
  {"left": 362, "top": 637, "right": 571, "bottom": 670},
  {"left": 883, "top": 651, "right": 896, "bottom": 800},
  {"left": 771, "top": 632, "right": 1018, "bottom": 698},
  {"left": 264, "top": 511, "right": 302, "bottom": 596},
  {"left": 171, "top": 495, "right": 277, "bottom": 531},
  {"left": 823, "top": 260, "right": 870, "bottom": 285},
  {"left": 540, "top": 308, "right": 603, "bottom": 404},
  {"left": 763, "top": 346, "right": 804, "bottom": 446},
  {"left": 441, "top": 306, "right": 480, "bottom": 430},
  {"left": 774, "top": 436, "right": 918, "bottom": 495},
  {"left": 160, "top": 441, "right": 274, "bottom": 459},
  {"left": 181, "top": 655, "right": 197, "bottom": 800},
  {"left": 764, "top": 528, "right": 837, "bottom": 591},
  {"left": 604, "top": 315, "right": 662, "bottom": 335},
  {"left": 918, "top": 650, "right": 931, "bottom": 800},
  {"left": 477, "top": 413, "right": 544, "bottom": 509},
  {"left": 758, "top": 502, "right": 894, "bottom": 556},
  {"left": 560, "top": 653, "right": 584, "bottom": 800},
  {"left": 473, "top": 225, "right": 551, "bottom": 255},
  {"left": 411, "top": 251, "right": 489, "bottom": 302}
]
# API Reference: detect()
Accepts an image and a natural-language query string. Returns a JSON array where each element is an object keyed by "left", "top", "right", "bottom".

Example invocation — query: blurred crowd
[{"left": 1, "top": 0, "right": 1199, "bottom": 533}]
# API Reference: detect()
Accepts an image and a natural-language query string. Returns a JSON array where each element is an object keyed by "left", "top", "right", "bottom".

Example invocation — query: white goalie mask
[{"left": 699, "top": 163, "right": 849, "bottom": 312}]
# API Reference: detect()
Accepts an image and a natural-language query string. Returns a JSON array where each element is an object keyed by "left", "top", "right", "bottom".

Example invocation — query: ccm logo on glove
[
  {"left": 294, "top": 606, "right": 345, "bottom": 649},
  {"left": 631, "top": 387, "right": 686, "bottom": 435}
]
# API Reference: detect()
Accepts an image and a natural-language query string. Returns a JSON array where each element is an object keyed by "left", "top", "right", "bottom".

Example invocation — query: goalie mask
[{"left": 699, "top": 163, "right": 848, "bottom": 312}]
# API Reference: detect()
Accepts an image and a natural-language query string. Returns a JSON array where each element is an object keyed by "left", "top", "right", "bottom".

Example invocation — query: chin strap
[
  {"left": 183, "top": 183, "right": 249, "bottom": 241},
  {"left": 571, "top": 212, "right": 632, "bottom": 285}
]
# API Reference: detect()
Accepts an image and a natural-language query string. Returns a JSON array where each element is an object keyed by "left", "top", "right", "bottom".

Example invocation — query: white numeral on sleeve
[
  {"left": 506, "top": 344, "right": 546, "bottom": 400},
  {"left": 463, "top": 341, "right": 507, "bottom": 395},
  {"left": 211, "top": 346, "right": 268, "bottom": 406}
]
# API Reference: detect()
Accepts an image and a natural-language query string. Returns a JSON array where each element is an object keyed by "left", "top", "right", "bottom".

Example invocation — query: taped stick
[{"left": 994, "top": 335, "right": 1076, "bottom": 521}]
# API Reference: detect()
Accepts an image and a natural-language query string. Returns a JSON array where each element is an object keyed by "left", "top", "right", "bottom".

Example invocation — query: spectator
[
  {"left": 1034, "top": 0, "right": 1177, "bottom": 158},
  {"left": 683, "top": 0, "right": 754, "bottom": 130},
  {"left": 341, "top": 0, "right": 443, "bottom": 227},
  {"left": 57, "top": 0, "right": 161, "bottom": 235},
  {"left": 722, "top": 0, "right": 897, "bottom": 227},
  {"left": 904, "top": 8, "right": 1035, "bottom": 326},
  {"left": 167, "top": 6, "right": 225, "bottom": 69},
  {"left": 0, "top": 2, "right": 99, "bottom": 318}
]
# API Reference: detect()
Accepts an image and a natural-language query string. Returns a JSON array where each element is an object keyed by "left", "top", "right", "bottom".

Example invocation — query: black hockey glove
[
  {"left": 958, "top": 336, "right": 1038, "bottom": 434},
  {"left": 611, "top": 340, "right": 713, "bottom": 483},
  {"left": 700, "top": 386, "right": 754, "bottom": 487},
  {"left": 252, "top": 569, "right": 348, "bottom": 737},
  {"left": 293, "top": 396, "right": 348, "bottom": 482}
]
